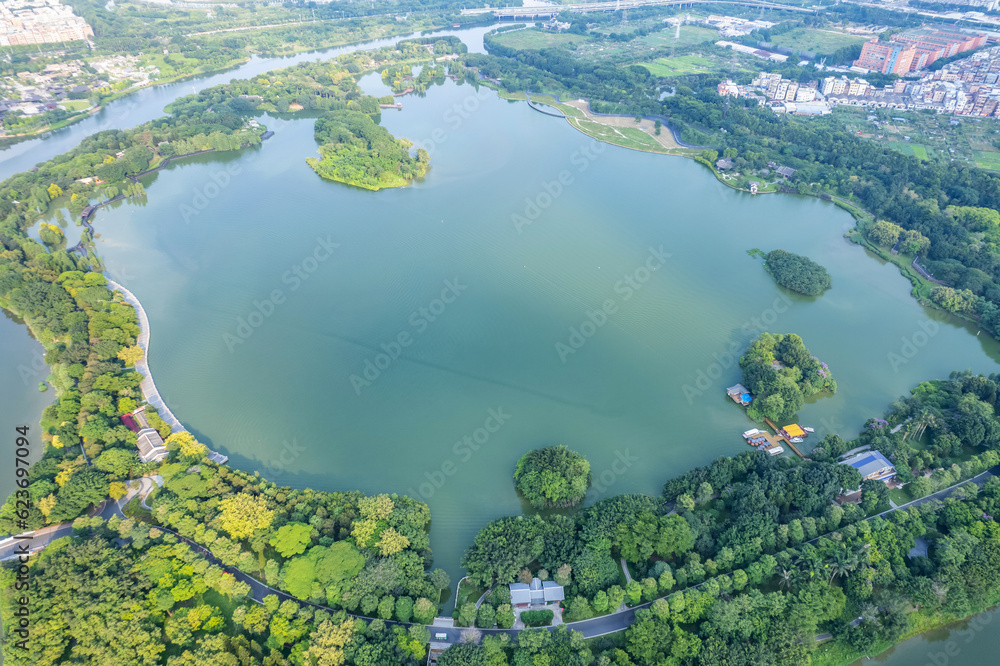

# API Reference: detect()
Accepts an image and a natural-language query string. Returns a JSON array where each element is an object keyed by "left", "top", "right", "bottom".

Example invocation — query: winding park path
[{"left": 912, "top": 257, "right": 950, "bottom": 286}]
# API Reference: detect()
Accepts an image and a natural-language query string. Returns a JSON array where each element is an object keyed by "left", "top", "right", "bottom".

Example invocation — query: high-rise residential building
[{"left": 854, "top": 28, "right": 988, "bottom": 75}]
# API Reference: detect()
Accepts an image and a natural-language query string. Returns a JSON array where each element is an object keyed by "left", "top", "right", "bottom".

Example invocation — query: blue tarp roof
[
  {"left": 741, "top": 393, "right": 753, "bottom": 403},
  {"left": 841, "top": 450, "right": 895, "bottom": 478}
]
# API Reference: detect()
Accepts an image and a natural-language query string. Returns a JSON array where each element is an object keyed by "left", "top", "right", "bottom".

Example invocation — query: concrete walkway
[
  {"left": 912, "top": 257, "right": 950, "bottom": 286},
  {"left": 621, "top": 558, "right": 633, "bottom": 584},
  {"left": 106, "top": 279, "right": 186, "bottom": 434},
  {"left": 106, "top": 279, "right": 226, "bottom": 463}
]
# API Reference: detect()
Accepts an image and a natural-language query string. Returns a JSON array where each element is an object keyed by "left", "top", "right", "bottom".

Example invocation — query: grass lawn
[
  {"left": 769, "top": 27, "right": 866, "bottom": 54},
  {"left": 974, "top": 150, "right": 1000, "bottom": 171},
  {"left": 122, "top": 496, "right": 153, "bottom": 522},
  {"left": 640, "top": 54, "right": 714, "bottom": 76},
  {"left": 890, "top": 487, "right": 912, "bottom": 505},
  {"left": 811, "top": 636, "right": 893, "bottom": 666},
  {"left": 567, "top": 118, "right": 669, "bottom": 153},
  {"left": 887, "top": 141, "right": 929, "bottom": 160},
  {"left": 58, "top": 99, "right": 91, "bottom": 111},
  {"left": 638, "top": 25, "right": 718, "bottom": 48},
  {"left": 494, "top": 28, "right": 591, "bottom": 51},
  {"left": 455, "top": 578, "right": 486, "bottom": 610},
  {"left": 524, "top": 94, "right": 587, "bottom": 118}
]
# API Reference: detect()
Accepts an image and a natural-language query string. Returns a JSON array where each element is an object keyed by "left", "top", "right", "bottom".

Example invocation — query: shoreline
[
  {"left": 2, "top": 38, "right": 1000, "bottom": 657},
  {"left": 0, "top": 17, "right": 466, "bottom": 146},
  {"left": 529, "top": 93, "right": 992, "bottom": 335}
]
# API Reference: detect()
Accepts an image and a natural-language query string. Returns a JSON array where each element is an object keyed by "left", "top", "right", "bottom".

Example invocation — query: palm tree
[
  {"left": 826, "top": 550, "right": 853, "bottom": 584},
  {"left": 795, "top": 549, "right": 824, "bottom": 577},
  {"left": 778, "top": 568, "right": 796, "bottom": 590},
  {"left": 909, "top": 410, "right": 939, "bottom": 443}
]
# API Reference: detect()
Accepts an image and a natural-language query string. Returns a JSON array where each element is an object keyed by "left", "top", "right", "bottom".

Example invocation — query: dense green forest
[
  {"left": 764, "top": 250, "right": 832, "bottom": 297},
  {"left": 513, "top": 445, "right": 592, "bottom": 509},
  {"left": 740, "top": 333, "right": 835, "bottom": 423},
  {"left": 1, "top": 525, "right": 432, "bottom": 666},
  {"left": 308, "top": 110, "right": 429, "bottom": 190},
  {"left": 447, "top": 372, "right": 1000, "bottom": 665}
]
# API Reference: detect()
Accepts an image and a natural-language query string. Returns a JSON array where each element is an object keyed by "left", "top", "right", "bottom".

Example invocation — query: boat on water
[
  {"left": 803, "top": 427, "right": 815, "bottom": 433},
  {"left": 742, "top": 429, "right": 760, "bottom": 438},
  {"left": 790, "top": 437, "right": 804, "bottom": 444}
]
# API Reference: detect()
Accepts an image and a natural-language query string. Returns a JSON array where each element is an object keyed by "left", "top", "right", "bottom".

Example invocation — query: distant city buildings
[
  {"left": 854, "top": 28, "right": 987, "bottom": 75},
  {"left": 720, "top": 42, "right": 1000, "bottom": 119},
  {"left": 719, "top": 74, "right": 830, "bottom": 115},
  {"left": 0, "top": 0, "right": 93, "bottom": 47}
]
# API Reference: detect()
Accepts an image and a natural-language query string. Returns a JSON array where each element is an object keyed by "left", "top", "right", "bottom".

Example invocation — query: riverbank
[{"left": 0, "top": 16, "right": 473, "bottom": 147}]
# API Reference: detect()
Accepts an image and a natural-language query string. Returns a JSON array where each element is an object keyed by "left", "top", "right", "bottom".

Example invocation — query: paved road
[
  {"left": 912, "top": 257, "right": 950, "bottom": 286},
  {"left": 4, "top": 468, "right": 996, "bottom": 644},
  {"left": 0, "top": 499, "right": 120, "bottom": 561}
]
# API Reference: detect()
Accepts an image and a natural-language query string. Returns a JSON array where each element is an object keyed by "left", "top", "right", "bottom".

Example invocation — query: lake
[
  {"left": 79, "top": 73, "right": 1000, "bottom": 599},
  {"left": 0, "top": 23, "right": 497, "bottom": 182},
  {"left": 2, "top": 29, "right": 1000, "bottom": 656}
]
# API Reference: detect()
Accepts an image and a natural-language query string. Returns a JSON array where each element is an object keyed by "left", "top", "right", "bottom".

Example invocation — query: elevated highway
[{"left": 462, "top": 0, "right": 814, "bottom": 21}]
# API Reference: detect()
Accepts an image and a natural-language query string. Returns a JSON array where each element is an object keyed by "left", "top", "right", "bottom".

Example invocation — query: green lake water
[
  {"left": 841, "top": 606, "right": 999, "bottom": 666},
  {"left": 3, "top": 29, "right": 1000, "bottom": 649},
  {"left": 78, "top": 76, "right": 1000, "bottom": 599}
]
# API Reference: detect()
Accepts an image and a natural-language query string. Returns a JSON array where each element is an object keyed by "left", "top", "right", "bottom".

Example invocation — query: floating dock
[{"left": 763, "top": 418, "right": 806, "bottom": 458}]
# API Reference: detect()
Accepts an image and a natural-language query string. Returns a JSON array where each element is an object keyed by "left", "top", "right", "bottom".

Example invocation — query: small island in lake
[
  {"left": 514, "top": 445, "right": 592, "bottom": 509},
  {"left": 763, "top": 249, "right": 832, "bottom": 296},
  {"left": 307, "top": 109, "right": 430, "bottom": 191},
  {"left": 740, "top": 332, "right": 836, "bottom": 423}
]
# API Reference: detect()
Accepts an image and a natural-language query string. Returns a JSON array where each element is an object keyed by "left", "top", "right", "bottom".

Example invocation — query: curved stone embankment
[{"left": 106, "top": 279, "right": 187, "bottom": 434}]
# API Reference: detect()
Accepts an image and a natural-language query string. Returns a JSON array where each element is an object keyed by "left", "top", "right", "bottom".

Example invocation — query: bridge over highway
[{"left": 463, "top": 0, "right": 814, "bottom": 21}]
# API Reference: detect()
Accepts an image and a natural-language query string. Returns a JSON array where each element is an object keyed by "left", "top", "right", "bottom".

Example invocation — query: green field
[
  {"left": 58, "top": 99, "right": 91, "bottom": 111},
  {"left": 568, "top": 118, "right": 669, "bottom": 153},
  {"left": 887, "top": 141, "right": 929, "bottom": 160},
  {"left": 640, "top": 54, "right": 714, "bottom": 76},
  {"left": 494, "top": 28, "right": 591, "bottom": 51},
  {"left": 974, "top": 150, "right": 1000, "bottom": 170},
  {"left": 770, "top": 27, "right": 866, "bottom": 54},
  {"left": 638, "top": 25, "right": 719, "bottom": 49}
]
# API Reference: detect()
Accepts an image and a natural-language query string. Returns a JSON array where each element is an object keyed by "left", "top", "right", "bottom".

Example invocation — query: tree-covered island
[
  {"left": 764, "top": 250, "right": 833, "bottom": 297},
  {"left": 514, "top": 445, "right": 592, "bottom": 510},
  {"left": 307, "top": 109, "right": 430, "bottom": 191},
  {"left": 740, "top": 333, "right": 836, "bottom": 423}
]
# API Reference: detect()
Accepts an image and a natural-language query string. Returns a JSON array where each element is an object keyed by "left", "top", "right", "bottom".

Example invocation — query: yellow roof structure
[{"left": 783, "top": 424, "right": 805, "bottom": 438}]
